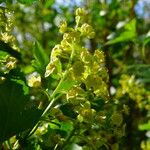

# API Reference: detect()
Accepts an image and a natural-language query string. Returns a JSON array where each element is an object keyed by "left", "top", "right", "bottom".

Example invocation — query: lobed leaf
[{"left": 0, "top": 79, "right": 41, "bottom": 142}]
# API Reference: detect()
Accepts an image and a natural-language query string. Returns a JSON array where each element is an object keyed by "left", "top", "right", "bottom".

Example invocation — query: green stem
[
  {"left": 27, "top": 93, "right": 63, "bottom": 138},
  {"left": 49, "top": 70, "right": 69, "bottom": 99},
  {"left": 4, "top": 141, "right": 11, "bottom": 150},
  {"left": 26, "top": 64, "right": 70, "bottom": 138}
]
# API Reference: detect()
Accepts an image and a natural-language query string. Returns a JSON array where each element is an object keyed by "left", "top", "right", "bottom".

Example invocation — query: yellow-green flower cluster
[
  {"left": 45, "top": 7, "right": 109, "bottom": 108},
  {"left": 0, "top": 8, "right": 15, "bottom": 44},
  {"left": 116, "top": 74, "right": 150, "bottom": 109},
  {"left": 80, "top": 23, "right": 95, "bottom": 39},
  {"left": 0, "top": 55, "right": 17, "bottom": 74}
]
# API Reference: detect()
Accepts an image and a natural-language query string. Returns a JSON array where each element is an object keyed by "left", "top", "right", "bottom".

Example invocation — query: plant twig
[{"left": 25, "top": 43, "right": 75, "bottom": 139}]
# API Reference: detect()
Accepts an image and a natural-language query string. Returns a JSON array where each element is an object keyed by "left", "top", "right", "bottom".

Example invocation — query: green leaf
[
  {"left": 139, "top": 122, "right": 150, "bottom": 131},
  {"left": 106, "top": 19, "right": 136, "bottom": 45},
  {"left": 17, "top": 0, "right": 38, "bottom": 4},
  {"left": 0, "top": 51, "right": 11, "bottom": 75},
  {"left": 125, "top": 64, "right": 150, "bottom": 82},
  {"left": 32, "top": 41, "right": 49, "bottom": 74},
  {"left": 125, "top": 19, "right": 136, "bottom": 32},
  {"left": 0, "top": 40, "right": 21, "bottom": 61},
  {"left": 142, "top": 36, "right": 150, "bottom": 59},
  {"left": 56, "top": 79, "right": 76, "bottom": 94},
  {"left": 0, "top": 51, "right": 9, "bottom": 61},
  {"left": 143, "top": 37, "right": 150, "bottom": 46},
  {"left": 64, "top": 143, "right": 82, "bottom": 150},
  {"left": 60, "top": 121, "right": 73, "bottom": 133},
  {"left": 106, "top": 31, "right": 135, "bottom": 45},
  {"left": 60, "top": 104, "right": 77, "bottom": 118},
  {"left": 33, "top": 41, "right": 49, "bottom": 67},
  {"left": 45, "top": 0, "right": 55, "bottom": 8},
  {"left": 32, "top": 59, "right": 43, "bottom": 74},
  {"left": 48, "top": 120, "right": 73, "bottom": 136},
  {"left": 0, "top": 79, "right": 41, "bottom": 142},
  {"left": 12, "top": 79, "right": 29, "bottom": 95}
]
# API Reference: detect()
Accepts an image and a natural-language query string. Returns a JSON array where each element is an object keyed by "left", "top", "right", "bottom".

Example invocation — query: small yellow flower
[
  {"left": 75, "top": 8, "right": 86, "bottom": 16},
  {"left": 28, "top": 75, "right": 41, "bottom": 88},
  {"left": 111, "top": 112, "right": 123, "bottom": 127},
  {"left": 0, "top": 76, "right": 6, "bottom": 84},
  {"left": 51, "top": 45, "right": 62, "bottom": 60},
  {"left": 59, "top": 21, "right": 67, "bottom": 33},
  {"left": 80, "top": 23, "right": 95, "bottom": 39},
  {"left": 45, "top": 59, "right": 58, "bottom": 77},
  {"left": 6, "top": 57, "right": 17, "bottom": 70}
]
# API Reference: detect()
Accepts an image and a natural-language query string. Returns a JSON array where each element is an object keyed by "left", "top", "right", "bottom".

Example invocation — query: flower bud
[
  {"left": 85, "top": 75, "right": 102, "bottom": 90},
  {"left": 28, "top": 75, "right": 41, "bottom": 88},
  {"left": 61, "top": 39, "right": 71, "bottom": 51},
  {"left": 51, "top": 44, "right": 62, "bottom": 60},
  {"left": 94, "top": 50, "right": 105, "bottom": 64},
  {"left": 63, "top": 32, "right": 79, "bottom": 43},
  {"left": 72, "top": 61, "right": 85, "bottom": 78},
  {"left": 111, "top": 112, "right": 123, "bottom": 127},
  {"left": 45, "top": 59, "right": 58, "bottom": 77},
  {"left": 63, "top": 33, "right": 72, "bottom": 43},
  {"left": 6, "top": 57, "right": 17, "bottom": 70},
  {"left": 59, "top": 21, "right": 67, "bottom": 33},
  {"left": 81, "top": 50, "right": 92, "bottom": 64},
  {"left": 78, "top": 108, "right": 96, "bottom": 122},
  {"left": 75, "top": 8, "right": 86, "bottom": 16},
  {"left": 67, "top": 86, "right": 84, "bottom": 100},
  {"left": 80, "top": 23, "right": 95, "bottom": 39}
]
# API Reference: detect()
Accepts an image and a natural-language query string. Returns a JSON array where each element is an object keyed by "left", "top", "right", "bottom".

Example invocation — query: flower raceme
[
  {"left": 44, "top": 9, "right": 111, "bottom": 137},
  {"left": 45, "top": 8, "right": 109, "bottom": 99}
]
